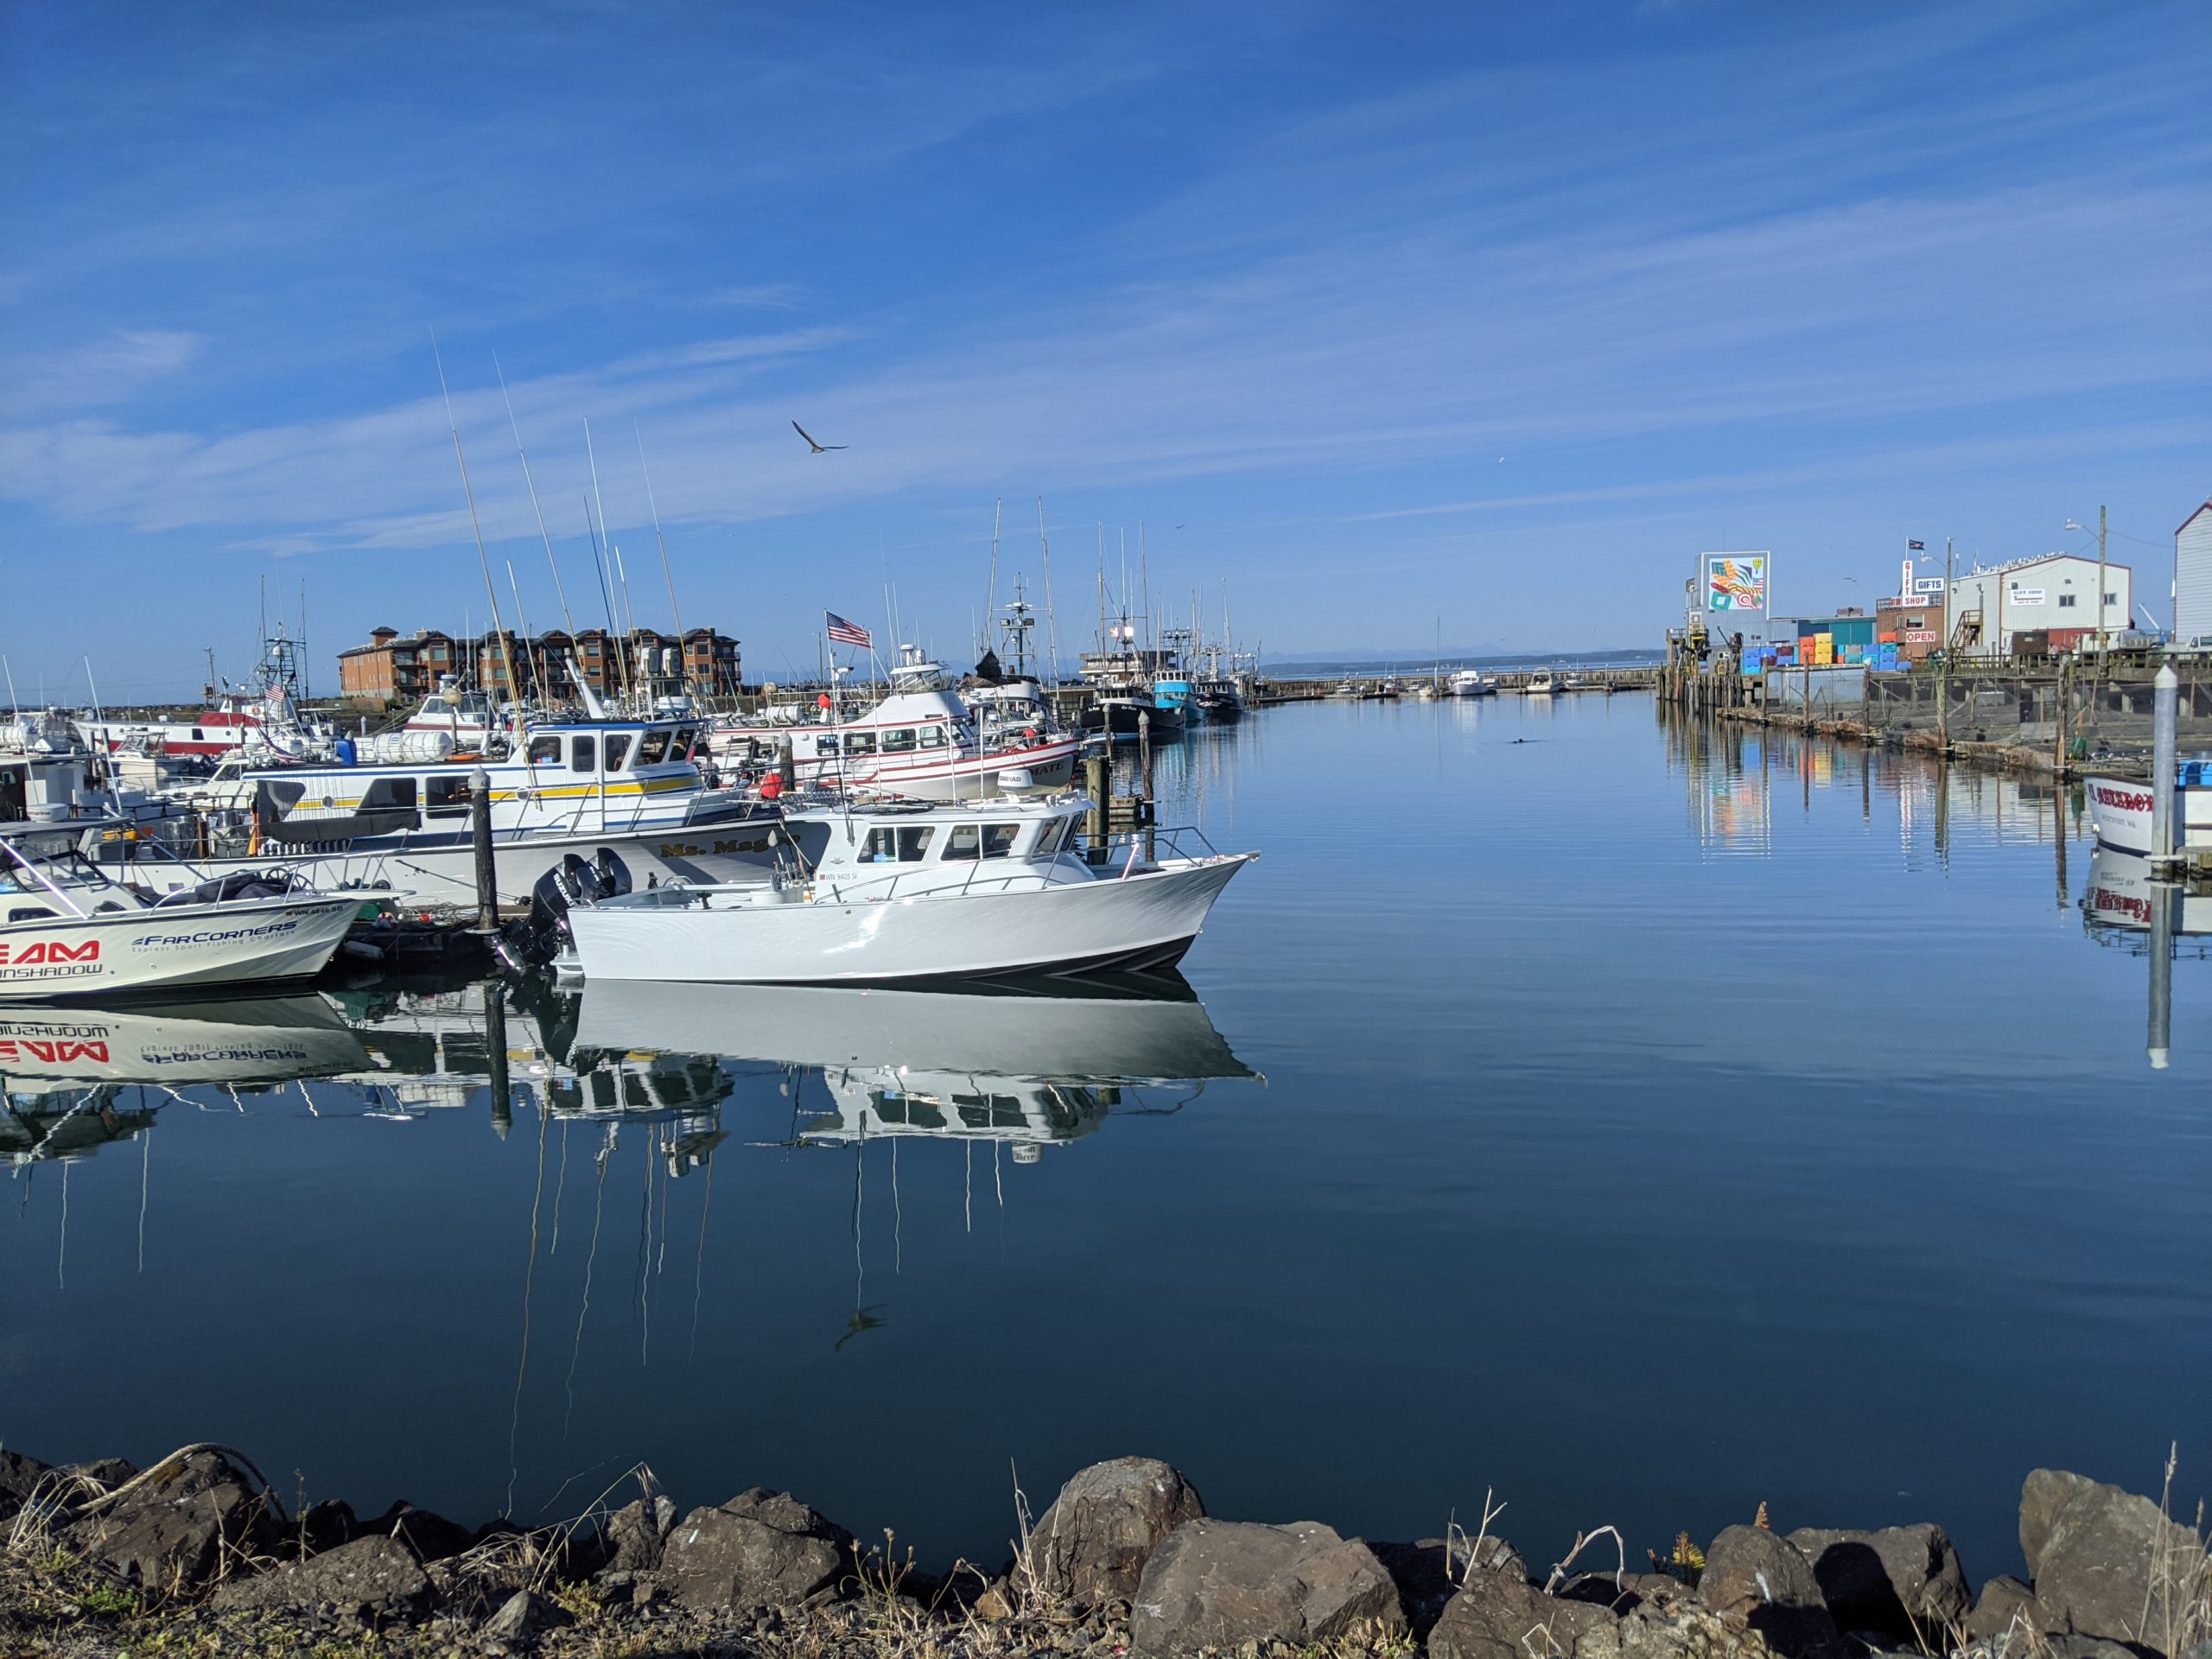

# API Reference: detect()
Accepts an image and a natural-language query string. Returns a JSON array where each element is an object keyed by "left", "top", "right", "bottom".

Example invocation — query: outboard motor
[
  {"left": 502, "top": 863, "right": 577, "bottom": 970},
  {"left": 591, "top": 847, "right": 632, "bottom": 897},
  {"left": 562, "top": 852, "right": 606, "bottom": 903}
]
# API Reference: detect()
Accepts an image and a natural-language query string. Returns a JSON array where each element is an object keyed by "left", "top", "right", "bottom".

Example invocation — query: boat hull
[
  {"left": 2084, "top": 773, "right": 2212, "bottom": 855},
  {"left": 0, "top": 895, "right": 359, "bottom": 1001},
  {"left": 568, "top": 854, "right": 1253, "bottom": 984}
]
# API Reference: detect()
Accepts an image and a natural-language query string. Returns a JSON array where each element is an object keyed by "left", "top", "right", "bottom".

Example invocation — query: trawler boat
[
  {"left": 75, "top": 628, "right": 332, "bottom": 763},
  {"left": 116, "top": 712, "right": 779, "bottom": 907},
  {"left": 713, "top": 650, "right": 1077, "bottom": 798},
  {"left": 1192, "top": 679, "right": 1245, "bottom": 721},
  {"left": 545, "top": 794, "right": 1255, "bottom": 984},
  {"left": 1447, "top": 670, "right": 1497, "bottom": 698},
  {"left": 0, "top": 825, "right": 358, "bottom": 1000},
  {"left": 2083, "top": 761, "right": 2212, "bottom": 857}
]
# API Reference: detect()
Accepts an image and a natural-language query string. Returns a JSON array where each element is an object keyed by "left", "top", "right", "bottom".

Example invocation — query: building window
[
  {"left": 2104, "top": 592, "right": 2119, "bottom": 607},
  {"left": 2059, "top": 594, "right": 2075, "bottom": 608}
]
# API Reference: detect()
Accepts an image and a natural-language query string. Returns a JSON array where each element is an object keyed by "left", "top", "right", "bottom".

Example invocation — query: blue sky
[{"left": 2, "top": 2, "right": 2207, "bottom": 698}]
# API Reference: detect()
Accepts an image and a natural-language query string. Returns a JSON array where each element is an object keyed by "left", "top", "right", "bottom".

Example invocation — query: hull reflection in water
[
  {"left": 570, "top": 973, "right": 1256, "bottom": 1154},
  {"left": 2080, "top": 848, "right": 2209, "bottom": 1074},
  {"left": 0, "top": 995, "right": 368, "bottom": 1089},
  {"left": 3, "top": 996, "right": 368, "bottom": 1167}
]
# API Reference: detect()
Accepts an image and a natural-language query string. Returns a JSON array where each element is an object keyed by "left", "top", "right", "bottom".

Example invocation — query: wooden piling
[{"left": 470, "top": 766, "right": 498, "bottom": 934}]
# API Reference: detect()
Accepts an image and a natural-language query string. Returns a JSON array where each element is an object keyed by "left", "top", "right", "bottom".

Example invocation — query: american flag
[{"left": 825, "top": 612, "right": 873, "bottom": 649}]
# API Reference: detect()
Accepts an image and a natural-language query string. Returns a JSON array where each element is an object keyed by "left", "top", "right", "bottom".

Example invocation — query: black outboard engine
[
  {"left": 503, "top": 863, "right": 577, "bottom": 971},
  {"left": 499, "top": 849, "right": 638, "bottom": 972},
  {"left": 592, "top": 847, "right": 632, "bottom": 897}
]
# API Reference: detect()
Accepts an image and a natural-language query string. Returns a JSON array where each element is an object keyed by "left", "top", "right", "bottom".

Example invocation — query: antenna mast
[
  {"left": 634, "top": 423, "right": 690, "bottom": 698},
  {"left": 1036, "top": 497, "right": 1061, "bottom": 689},
  {"left": 584, "top": 420, "right": 632, "bottom": 698},
  {"left": 495, "top": 353, "right": 578, "bottom": 645},
  {"left": 431, "top": 332, "right": 520, "bottom": 722}
]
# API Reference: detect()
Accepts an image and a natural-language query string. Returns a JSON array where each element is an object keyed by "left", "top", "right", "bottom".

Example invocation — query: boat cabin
[
  {"left": 799, "top": 797, "right": 1090, "bottom": 877},
  {"left": 194, "top": 715, "right": 710, "bottom": 845}
]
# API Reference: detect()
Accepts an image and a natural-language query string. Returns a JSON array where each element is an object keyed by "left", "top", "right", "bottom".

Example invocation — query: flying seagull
[{"left": 792, "top": 421, "right": 847, "bottom": 454}]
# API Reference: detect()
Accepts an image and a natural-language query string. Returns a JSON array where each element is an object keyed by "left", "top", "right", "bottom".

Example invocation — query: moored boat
[
  {"left": 112, "top": 710, "right": 779, "bottom": 906},
  {"left": 2083, "top": 761, "right": 2212, "bottom": 856},
  {"left": 1, "top": 825, "right": 358, "bottom": 1000},
  {"left": 538, "top": 794, "right": 1255, "bottom": 984},
  {"left": 713, "top": 650, "right": 1077, "bottom": 798}
]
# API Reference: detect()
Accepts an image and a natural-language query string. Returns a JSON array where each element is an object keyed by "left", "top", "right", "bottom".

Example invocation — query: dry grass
[{"left": 2139, "top": 1444, "right": 2212, "bottom": 1659}]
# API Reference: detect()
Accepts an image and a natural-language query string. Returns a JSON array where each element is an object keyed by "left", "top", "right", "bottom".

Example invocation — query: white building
[
  {"left": 2175, "top": 498, "right": 2212, "bottom": 650},
  {"left": 1946, "top": 552, "right": 2131, "bottom": 658}
]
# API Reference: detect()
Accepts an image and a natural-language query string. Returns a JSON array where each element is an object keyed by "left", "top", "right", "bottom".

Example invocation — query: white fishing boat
[
  {"left": 2083, "top": 761, "right": 2212, "bottom": 857},
  {"left": 713, "top": 650, "right": 1077, "bottom": 798},
  {"left": 1522, "top": 670, "right": 1560, "bottom": 695},
  {"left": 1447, "top": 670, "right": 1497, "bottom": 698},
  {"left": 0, "top": 825, "right": 358, "bottom": 1000},
  {"left": 544, "top": 794, "right": 1255, "bottom": 984},
  {"left": 113, "top": 710, "right": 779, "bottom": 907}
]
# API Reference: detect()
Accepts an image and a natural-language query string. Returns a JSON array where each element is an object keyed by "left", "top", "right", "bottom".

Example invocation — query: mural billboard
[{"left": 1704, "top": 555, "right": 1769, "bottom": 612}]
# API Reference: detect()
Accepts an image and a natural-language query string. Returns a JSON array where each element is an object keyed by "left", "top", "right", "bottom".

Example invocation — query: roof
[
  {"left": 2178, "top": 498, "right": 2212, "bottom": 537},
  {"left": 1955, "top": 550, "right": 2133, "bottom": 578}
]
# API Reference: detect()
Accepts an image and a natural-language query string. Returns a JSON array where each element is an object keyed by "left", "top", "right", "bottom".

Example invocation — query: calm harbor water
[{"left": 5, "top": 694, "right": 2206, "bottom": 1586}]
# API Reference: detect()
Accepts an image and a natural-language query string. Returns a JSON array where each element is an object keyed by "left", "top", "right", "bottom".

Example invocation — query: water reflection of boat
[
  {"left": 573, "top": 974, "right": 1255, "bottom": 1154},
  {"left": 2081, "top": 849, "right": 2212, "bottom": 944},
  {"left": 0, "top": 995, "right": 367, "bottom": 1088},
  {"left": 572, "top": 974, "right": 1253, "bottom": 1084},
  {"left": 327, "top": 977, "right": 734, "bottom": 1128}
]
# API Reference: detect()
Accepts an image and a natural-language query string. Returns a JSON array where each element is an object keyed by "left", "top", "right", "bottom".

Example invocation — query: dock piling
[
  {"left": 470, "top": 766, "right": 497, "bottom": 934},
  {"left": 2151, "top": 664, "right": 2177, "bottom": 870}
]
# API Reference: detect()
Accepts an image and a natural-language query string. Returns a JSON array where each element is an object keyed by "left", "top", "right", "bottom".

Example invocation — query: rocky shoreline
[{"left": 3, "top": 1441, "right": 2207, "bottom": 1659}]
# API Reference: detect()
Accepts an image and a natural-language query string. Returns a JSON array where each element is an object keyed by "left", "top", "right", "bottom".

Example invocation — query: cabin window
[
  {"left": 918, "top": 723, "right": 947, "bottom": 749},
  {"left": 874, "top": 1094, "right": 946, "bottom": 1129},
  {"left": 672, "top": 727, "right": 696, "bottom": 757},
  {"left": 817, "top": 734, "right": 840, "bottom": 755},
  {"left": 864, "top": 825, "right": 937, "bottom": 862},
  {"left": 527, "top": 734, "right": 562, "bottom": 766},
  {"left": 8, "top": 906, "right": 56, "bottom": 923},
  {"left": 943, "top": 824, "right": 979, "bottom": 861},
  {"left": 1039, "top": 818, "right": 1076, "bottom": 856},
  {"left": 603, "top": 734, "right": 634, "bottom": 772},
  {"left": 845, "top": 732, "right": 876, "bottom": 756},
  {"left": 425, "top": 776, "right": 473, "bottom": 819},
  {"left": 635, "top": 730, "right": 670, "bottom": 766},
  {"left": 880, "top": 728, "right": 917, "bottom": 754},
  {"left": 570, "top": 736, "right": 596, "bottom": 773},
  {"left": 193, "top": 728, "right": 205, "bottom": 741},
  {"left": 982, "top": 823, "right": 1020, "bottom": 859}
]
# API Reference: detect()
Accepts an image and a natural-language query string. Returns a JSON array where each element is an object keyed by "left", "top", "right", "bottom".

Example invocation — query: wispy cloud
[{"left": 1, "top": 328, "right": 208, "bottom": 419}]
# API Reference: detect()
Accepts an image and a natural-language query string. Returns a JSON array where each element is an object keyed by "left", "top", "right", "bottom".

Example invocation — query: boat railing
[{"left": 1089, "top": 823, "right": 1224, "bottom": 866}]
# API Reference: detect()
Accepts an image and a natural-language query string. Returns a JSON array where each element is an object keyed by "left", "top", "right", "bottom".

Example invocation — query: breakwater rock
[{"left": 2, "top": 1441, "right": 2206, "bottom": 1659}]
